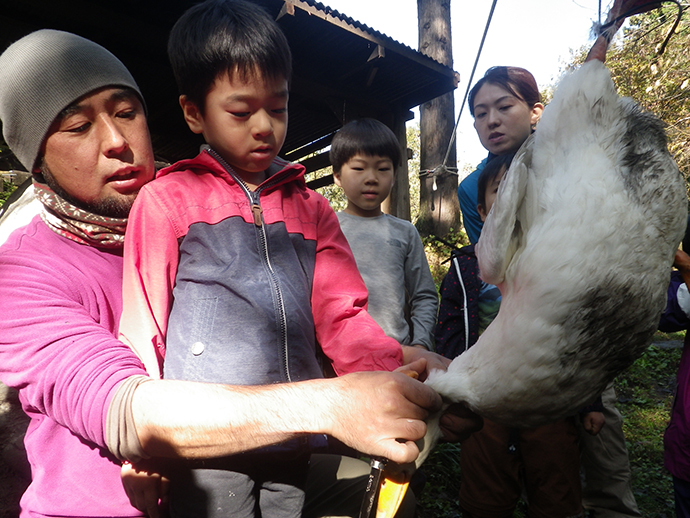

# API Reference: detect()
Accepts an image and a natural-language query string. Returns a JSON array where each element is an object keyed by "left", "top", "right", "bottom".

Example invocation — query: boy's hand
[
  {"left": 581, "top": 411, "right": 606, "bottom": 436},
  {"left": 439, "top": 403, "right": 483, "bottom": 442},
  {"left": 121, "top": 461, "right": 169, "bottom": 518},
  {"left": 675, "top": 249, "right": 690, "bottom": 272},
  {"left": 398, "top": 349, "right": 483, "bottom": 443},
  {"left": 401, "top": 345, "right": 450, "bottom": 381}
]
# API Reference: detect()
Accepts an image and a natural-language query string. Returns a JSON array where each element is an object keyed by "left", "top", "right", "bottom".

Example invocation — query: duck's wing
[{"left": 475, "top": 136, "right": 533, "bottom": 285}]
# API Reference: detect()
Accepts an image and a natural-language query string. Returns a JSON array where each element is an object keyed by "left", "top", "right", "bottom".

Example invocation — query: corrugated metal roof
[{"left": 286, "top": 0, "right": 451, "bottom": 69}]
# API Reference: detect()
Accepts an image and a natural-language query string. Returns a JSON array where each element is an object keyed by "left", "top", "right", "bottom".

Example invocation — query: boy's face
[
  {"left": 477, "top": 167, "right": 506, "bottom": 222},
  {"left": 180, "top": 69, "right": 289, "bottom": 187},
  {"left": 334, "top": 154, "right": 395, "bottom": 218}
]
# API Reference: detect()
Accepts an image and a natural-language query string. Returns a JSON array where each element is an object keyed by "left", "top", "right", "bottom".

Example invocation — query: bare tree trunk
[{"left": 417, "top": 0, "right": 460, "bottom": 237}]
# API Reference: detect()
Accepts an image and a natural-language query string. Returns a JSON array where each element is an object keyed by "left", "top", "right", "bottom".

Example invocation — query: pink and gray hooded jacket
[{"left": 119, "top": 148, "right": 403, "bottom": 385}]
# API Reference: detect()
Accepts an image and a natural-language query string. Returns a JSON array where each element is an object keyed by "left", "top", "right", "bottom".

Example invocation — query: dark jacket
[{"left": 435, "top": 245, "right": 481, "bottom": 359}]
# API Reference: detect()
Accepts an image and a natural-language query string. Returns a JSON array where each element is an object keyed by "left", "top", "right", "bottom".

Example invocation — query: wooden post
[
  {"left": 416, "top": 0, "right": 460, "bottom": 237},
  {"left": 381, "top": 109, "right": 412, "bottom": 221}
]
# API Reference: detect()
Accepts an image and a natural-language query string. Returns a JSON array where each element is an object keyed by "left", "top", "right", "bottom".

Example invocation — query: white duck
[{"left": 417, "top": 0, "right": 687, "bottom": 467}]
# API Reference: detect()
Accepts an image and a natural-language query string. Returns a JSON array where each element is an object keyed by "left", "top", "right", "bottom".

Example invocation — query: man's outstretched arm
[{"left": 131, "top": 359, "right": 442, "bottom": 465}]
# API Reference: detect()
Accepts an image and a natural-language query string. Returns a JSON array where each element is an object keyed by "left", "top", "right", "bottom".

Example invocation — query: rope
[
  {"left": 598, "top": 0, "right": 601, "bottom": 25},
  {"left": 444, "top": 0, "right": 499, "bottom": 168},
  {"left": 418, "top": 0, "right": 499, "bottom": 190}
]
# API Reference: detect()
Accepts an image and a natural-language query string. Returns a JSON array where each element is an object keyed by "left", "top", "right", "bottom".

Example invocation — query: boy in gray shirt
[{"left": 332, "top": 119, "right": 438, "bottom": 349}]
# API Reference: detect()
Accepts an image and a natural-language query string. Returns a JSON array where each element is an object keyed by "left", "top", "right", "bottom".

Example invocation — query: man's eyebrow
[
  {"left": 56, "top": 88, "right": 139, "bottom": 120},
  {"left": 108, "top": 88, "right": 140, "bottom": 104},
  {"left": 57, "top": 103, "right": 84, "bottom": 121}
]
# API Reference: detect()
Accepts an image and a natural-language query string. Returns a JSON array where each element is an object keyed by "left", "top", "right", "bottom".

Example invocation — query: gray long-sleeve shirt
[{"left": 336, "top": 212, "right": 438, "bottom": 349}]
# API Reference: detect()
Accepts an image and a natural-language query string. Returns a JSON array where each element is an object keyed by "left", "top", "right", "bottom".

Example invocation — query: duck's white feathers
[{"left": 418, "top": 61, "right": 686, "bottom": 466}]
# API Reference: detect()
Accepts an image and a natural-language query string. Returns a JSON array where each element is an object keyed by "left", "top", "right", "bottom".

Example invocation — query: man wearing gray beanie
[
  {"left": 0, "top": 28, "right": 160, "bottom": 516},
  {"left": 0, "top": 30, "right": 465, "bottom": 518},
  {"left": 0, "top": 29, "right": 145, "bottom": 174}
]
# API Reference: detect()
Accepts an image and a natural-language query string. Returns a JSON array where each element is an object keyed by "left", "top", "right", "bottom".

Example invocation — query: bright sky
[{"left": 320, "top": 0, "right": 610, "bottom": 171}]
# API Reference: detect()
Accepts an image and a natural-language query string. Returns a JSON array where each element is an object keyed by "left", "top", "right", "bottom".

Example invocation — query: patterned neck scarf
[{"left": 33, "top": 181, "right": 127, "bottom": 249}]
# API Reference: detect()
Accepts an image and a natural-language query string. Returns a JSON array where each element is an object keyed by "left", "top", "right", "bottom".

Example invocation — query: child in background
[
  {"left": 331, "top": 118, "right": 438, "bottom": 350},
  {"left": 436, "top": 153, "right": 600, "bottom": 518},
  {"left": 118, "top": 2, "right": 440, "bottom": 517}
]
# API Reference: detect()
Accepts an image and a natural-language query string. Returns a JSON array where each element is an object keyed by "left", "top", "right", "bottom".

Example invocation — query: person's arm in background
[
  {"left": 310, "top": 200, "right": 454, "bottom": 376},
  {"left": 311, "top": 196, "right": 404, "bottom": 374},
  {"left": 675, "top": 249, "right": 690, "bottom": 288}
]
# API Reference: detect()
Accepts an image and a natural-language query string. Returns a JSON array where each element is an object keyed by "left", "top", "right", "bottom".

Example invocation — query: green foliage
[
  {"left": 407, "top": 123, "right": 421, "bottom": 222},
  {"left": 655, "top": 329, "right": 687, "bottom": 342},
  {"left": 614, "top": 339, "right": 681, "bottom": 514},
  {"left": 307, "top": 164, "right": 348, "bottom": 212},
  {"left": 608, "top": 5, "right": 690, "bottom": 187},
  {"left": 422, "top": 229, "right": 469, "bottom": 290},
  {"left": 622, "top": 406, "right": 675, "bottom": 512},
  {"left": 0, "top": 181, "right": 17, "bottom": 205},
  {"left": 417, "top": 443, "right": 462, "bottom": 516},
  {"left": 616, "top": 343, "right": 680, "bottom": 407},
  {"left": 417, "top": 339, "right": 683, "bottom": 517}
]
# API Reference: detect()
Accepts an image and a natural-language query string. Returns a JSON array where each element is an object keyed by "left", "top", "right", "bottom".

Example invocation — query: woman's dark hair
[
  {"left": 468, "top": 66, "right": 541, "bottom": 117},
  {"left": 329, "top": 118, "right": 402, "bottom": 173},
  {"left": 168, "top": 0, "right": 292, "bottom": 113},
  {"left": 477, "top": 152, "right": 515, "bottom": 210}
]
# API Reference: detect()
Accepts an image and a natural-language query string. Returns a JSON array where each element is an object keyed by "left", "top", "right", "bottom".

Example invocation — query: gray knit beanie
[{"left": 0, "top": 29, "right": 144, "bottom": 171}]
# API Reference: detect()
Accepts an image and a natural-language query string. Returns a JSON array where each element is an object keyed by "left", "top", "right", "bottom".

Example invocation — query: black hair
[
  {"left": 477, "top": 153, "right": 515, "bottom": 210},
  {"left": 329, "top": 118, "right": 402, "bottom": 173},
  {"left": 168, "top": 0, "right": 292, "bottom": 113},
  {"left": 468, "top": 66, "right": 541, "bottom": 118}
]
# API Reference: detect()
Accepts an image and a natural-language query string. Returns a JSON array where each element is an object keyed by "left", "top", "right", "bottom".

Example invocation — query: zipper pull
[{"left": 252, "top": 203, "right": 263, "bottom": 227}]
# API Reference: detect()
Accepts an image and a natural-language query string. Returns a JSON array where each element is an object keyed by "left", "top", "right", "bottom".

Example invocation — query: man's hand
[
  {"left": 133, "top": 366, "right": 440, "bottom": 465},
  {"left": 121, "top": 461, "right": 169, "bottom": 518},
  {"left": 439, "top": 403, "right": 483, "bottom": 442},
  {"left": 323, "top": 364, "right": 442, "bottom": 464}
]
